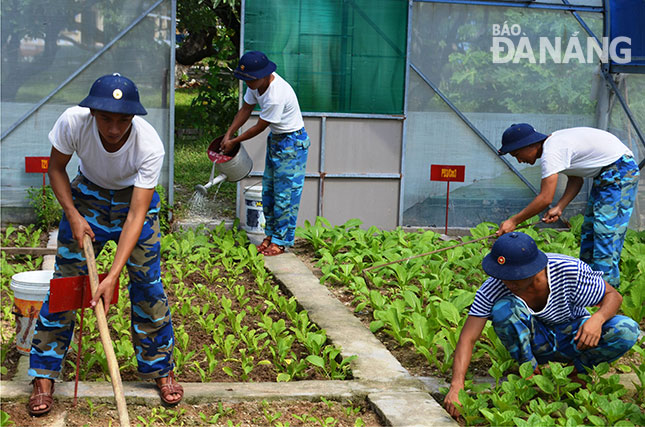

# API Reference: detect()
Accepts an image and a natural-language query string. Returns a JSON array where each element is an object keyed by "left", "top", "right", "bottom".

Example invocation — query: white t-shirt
[
  {"left": 541, "top": 127, "right": 632, "bottom": 178},
  {"left": 49, "top": 106, "right": 165, "bottom": 190},
  {"left": 243, "top": 73, "right": 304, "bottom": 134}
]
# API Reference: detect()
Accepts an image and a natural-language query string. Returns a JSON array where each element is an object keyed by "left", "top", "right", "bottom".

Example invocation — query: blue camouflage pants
[
  {"left": 29, "top": 173, "right": 175, "bottom": 380},
  {"left": 491, "top": 296, "right": 639, "bottom": 373},
  {"left": 263, "top": 128, "right": 310, "bottom": 247},
  {"left": 580, "top": 155, "right": 639, "bottom": 288}
]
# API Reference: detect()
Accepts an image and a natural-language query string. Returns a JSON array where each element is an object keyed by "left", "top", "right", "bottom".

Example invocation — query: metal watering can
[{"left": 195, "top": 136, "right": 253, "bottom": 195}]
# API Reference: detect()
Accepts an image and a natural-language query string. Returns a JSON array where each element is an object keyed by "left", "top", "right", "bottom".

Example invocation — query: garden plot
[
  {"left": 2, "top": 223, "right": 354, "bottom": 383},
  {"left": 1, "top": 222, "right": 382, "bottom": 426},
  {"left": 1, "top": 397, "right": 381, "bottom": 426},
  {"left": 2, "top": 216, "right": 644, "bottom": 426},
  {"left": 295, "top": 216, "right": 645, "bottom": 426}
]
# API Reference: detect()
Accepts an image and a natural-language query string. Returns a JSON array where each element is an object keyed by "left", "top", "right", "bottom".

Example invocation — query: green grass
[{"left": 175, "top": 87, "right": 201, "bottom": 129}]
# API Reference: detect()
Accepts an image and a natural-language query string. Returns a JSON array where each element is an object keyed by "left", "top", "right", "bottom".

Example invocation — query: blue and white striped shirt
[{"left": 469, "top": 254, "right": 606, "bottom": 325}]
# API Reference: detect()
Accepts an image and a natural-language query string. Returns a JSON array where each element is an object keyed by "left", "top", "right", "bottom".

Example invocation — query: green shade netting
[{"left": 244, "top": 0, "right": 407, "bottom": 114}]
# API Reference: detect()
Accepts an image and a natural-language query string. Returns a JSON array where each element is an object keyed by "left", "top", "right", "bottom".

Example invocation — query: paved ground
[{"left": 2, "top": 229, "right": 458, "bottom": 427}]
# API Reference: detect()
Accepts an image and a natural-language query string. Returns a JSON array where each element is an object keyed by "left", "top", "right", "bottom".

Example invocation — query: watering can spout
[
  {"left": 195, "top": 174, "right": 227, "bottom": 196},
  {"left": 194, "top": 184, "right": 208, "bottom": 196}
]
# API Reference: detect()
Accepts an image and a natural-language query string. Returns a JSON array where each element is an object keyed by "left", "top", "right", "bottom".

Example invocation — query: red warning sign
[
  {"left": 430, "top": 164, "right": 465, "bottom": 182},
  {"left": 25, "top": 157, "right": 50, "bottom": 173}
]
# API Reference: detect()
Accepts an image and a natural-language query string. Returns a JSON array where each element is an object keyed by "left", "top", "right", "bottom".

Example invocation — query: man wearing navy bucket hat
[
  {"left": 220, "top": 51, "right": 310, "bottom": 256},
  {"left": 496, "top": 123, "right": 639, "bottom": 289},
  {"left": 28, "top": 74, "right": 182, "bottom": 416},
  {"left": 443, "top": 232, "right": 639, "bottom": 419}
]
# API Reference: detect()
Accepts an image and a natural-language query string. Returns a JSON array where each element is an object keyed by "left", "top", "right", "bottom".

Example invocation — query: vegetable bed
[
  {"left": 1, "top": 222, "right": 354, "bottom": 384},
  {"left": 296, "top": 215, "right": 645, "bottom": 426}
]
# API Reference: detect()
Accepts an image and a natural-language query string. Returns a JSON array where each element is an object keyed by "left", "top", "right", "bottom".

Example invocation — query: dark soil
[
  {"left": 2, "top": 238, "right": 343, "bottom": 384},
  {"left": 289, "top": 238, "right": 462, "bottom": 379},
  {"left": 1, "top": 398, "right": 383, "bottom": 427},
  {"left": 288, "top": 238, "right": 643, "bottom": 380}
]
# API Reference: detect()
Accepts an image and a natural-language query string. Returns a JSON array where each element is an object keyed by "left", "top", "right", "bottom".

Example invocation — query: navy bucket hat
[
  {"left": 498, "top": 123, "right": 548, "bottom": 155},
  {"left": 482, "top": 232, "right": 547, "bottom": 281},
  {"left": 233, "top": 51, "right": 276, "bottom": 81},
  {"left": 79, "top": 73, "right": 147, "bottom": 115}
]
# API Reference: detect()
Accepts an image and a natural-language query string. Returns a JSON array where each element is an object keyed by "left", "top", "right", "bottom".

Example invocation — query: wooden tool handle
[
  {"left": 83, "top": 234, "right": 130, "bottom": 427},
  {"left": 362, "top": 221, "right": 541, "bottom": 273},
  {"left": 362, "top": 232, "right": 496, "bottom": 272}
]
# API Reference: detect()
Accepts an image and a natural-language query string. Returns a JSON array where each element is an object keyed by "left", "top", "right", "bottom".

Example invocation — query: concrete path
[
  {"left": 3, "top": 233, "right": 458, "bottom": 427},
  {"left": 264, "top": 253, "right": 456, "bottom": 426}
]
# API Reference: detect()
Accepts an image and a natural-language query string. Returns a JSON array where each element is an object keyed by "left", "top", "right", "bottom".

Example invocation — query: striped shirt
[{"left": 469, "top": 254, "right": 606, "bottom": 325}]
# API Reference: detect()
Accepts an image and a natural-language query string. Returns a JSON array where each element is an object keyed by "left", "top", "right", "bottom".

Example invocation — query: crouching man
[{"left": 443, "top": 232, "right": 639, "bottom": 418}]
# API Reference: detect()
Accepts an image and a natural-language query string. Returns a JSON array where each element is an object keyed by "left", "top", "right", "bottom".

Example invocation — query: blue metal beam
[
  {"left": 562, "top": 0, "right": 602, "bottom": 44},
  {"left": 602, "top": 70, "right": 645, "bottom": 170}
]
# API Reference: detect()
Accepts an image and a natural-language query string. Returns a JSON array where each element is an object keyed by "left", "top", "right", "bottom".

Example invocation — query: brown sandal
[
  {"left": 156, "top": 371, "right": 184, "bottom": 406},
  {"left": 256, "top": 236, "right": 272, "bottom": 252},
  {"left": 28, "top": 378, "right": 54, "bottom": 416},
  {"left": 261, "top": 243, "right": 285, "bottom": 256}
]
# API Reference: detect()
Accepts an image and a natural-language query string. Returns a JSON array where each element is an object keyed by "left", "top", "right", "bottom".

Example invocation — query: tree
[
  {"left": 175, "top": 0, "right": 240, "bottom": 66},
  {"left": 1, "top": 0, "right": 169, "bottom": 103},
  {"left": 410, "top": 5, "right": 601, "bottom": 115},
  {"left": 1, "top": 0, "right": 81, "bottom": 101}
]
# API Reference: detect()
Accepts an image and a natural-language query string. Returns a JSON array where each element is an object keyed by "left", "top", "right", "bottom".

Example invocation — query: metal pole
[
  {"left": 168, "top": 0, "right": 177, "bottom": 209},
  {"left": 445, "top": 181, "right": 450, "bottom": 235},
  {"left": 399, "top": 0, "right": 413, "bottom": 227},
  {"left": 412, "top": 0, "right": 602, "bottom": 13}
]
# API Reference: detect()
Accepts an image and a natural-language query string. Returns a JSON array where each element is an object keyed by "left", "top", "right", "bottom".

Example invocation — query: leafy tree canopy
[{"left": 176, "top": 0, "right": 240, "bottom": 66}]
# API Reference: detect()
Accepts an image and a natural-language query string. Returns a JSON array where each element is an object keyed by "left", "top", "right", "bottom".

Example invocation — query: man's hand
[
  {"left": 574, "top": 317, "right": 603, "bottom": 350},
  {"left": 90, "top": 274, "right": 119, "bottom": 315},
  {"left": 543, "top": 206, "right": 562, "bottom": 224},
  {"left": 497, "top": 219, "right": 517, "bottom": 236},
  {"left": 443, "top": 384, "right": 464, "bottom": 418},
  {"left": 69, "top": 212, "right": 95, "bottom": 248},
  {"left": 220, "top": 136, "right": 238, "bottom": 155}
]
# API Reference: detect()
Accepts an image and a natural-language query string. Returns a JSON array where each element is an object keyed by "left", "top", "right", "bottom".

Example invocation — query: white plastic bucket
[
  {"left": 10, "top": 270, "right": 53, "bottom": 355},
  {"left": 244, "top": 185, "right": 265, "bottom": 234}
]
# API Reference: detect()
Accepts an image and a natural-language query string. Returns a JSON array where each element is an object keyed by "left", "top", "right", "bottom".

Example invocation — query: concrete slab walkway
[
  {"left": 263, "top": 253, "right": 457, "bottom": 426},
  {"left": 2, "top": 237, "right": 458, "bottom": 426}
]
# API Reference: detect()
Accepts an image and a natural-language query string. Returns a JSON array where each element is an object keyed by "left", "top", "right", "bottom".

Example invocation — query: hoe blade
[{"left": 49, "top": 274, "right": 119, "bottom": 313}]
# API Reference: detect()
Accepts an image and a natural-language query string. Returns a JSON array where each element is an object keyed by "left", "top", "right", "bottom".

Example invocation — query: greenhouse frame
[
  {"left": 1, "top": 0, "right": 643, "bottom": 231},
  {"left": 237, "top": 0, "right": 645, "bottom": 230}
]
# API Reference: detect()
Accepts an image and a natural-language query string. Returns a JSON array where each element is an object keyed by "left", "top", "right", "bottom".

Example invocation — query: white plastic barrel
[
  {"left": 10, "top": 270, "right": 53, "bottom": 355},
  {"left": 244, "top": 185, "right": 265, "bottom": 234}
]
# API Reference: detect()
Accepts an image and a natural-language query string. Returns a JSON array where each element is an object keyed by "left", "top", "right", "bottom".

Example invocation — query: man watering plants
[
  {"left": 496, "top": 124, "right": 639, "bottom": 289},
  {"left": 28, "top": 74, "right": 182, "bottom": 416},
  {"left": 220, "top": 51, "right": 309, "bottom": 256},
  {"left": 443, "top": 232, "right": 639, "bottom": 419}
]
